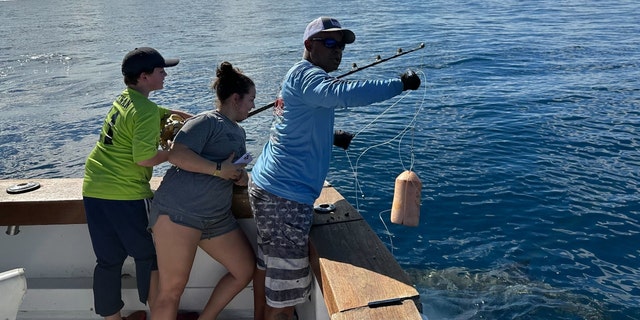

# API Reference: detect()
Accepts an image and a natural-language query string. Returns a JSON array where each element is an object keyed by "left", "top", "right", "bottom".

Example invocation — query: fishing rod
[{"left": 247, "top": 42, "right": 426, "bottom": 118}]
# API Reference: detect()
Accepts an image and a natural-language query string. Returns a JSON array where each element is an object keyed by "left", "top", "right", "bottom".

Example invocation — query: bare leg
[
  {"left": 148, "top": 269, "right": 159, "bottom": 310},
  {"left": 257, "top": 267, "right": 294, "bottom": 320},
  {"left": 198, "top": 228, "right": 255, "bottom": 319},
  {"left": 265, "top": 306, "right": 295, "bottom": 320},
  {"left": 150, "top": 215, "right": 200, "bottom": 320},
  {"left": 253, "top": 268, "right": 266, "bottom": 320},
  {"left": 104, "top": 313, "right": 123, "bottom": 320}
]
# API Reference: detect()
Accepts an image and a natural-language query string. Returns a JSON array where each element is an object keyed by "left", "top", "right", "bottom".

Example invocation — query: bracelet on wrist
[{"left": 212, "top": 162, "right": 222, "bottom": 176}]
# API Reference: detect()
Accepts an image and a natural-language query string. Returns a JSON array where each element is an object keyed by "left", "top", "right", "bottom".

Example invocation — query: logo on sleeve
[{"left": 274, "top": 97, "right": 285, "bottom": 117}]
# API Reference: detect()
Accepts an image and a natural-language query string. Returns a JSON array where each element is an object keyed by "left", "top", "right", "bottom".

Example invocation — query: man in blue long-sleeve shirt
[{"left": 249, "top": 16, "right": 421, "bottom": 320}]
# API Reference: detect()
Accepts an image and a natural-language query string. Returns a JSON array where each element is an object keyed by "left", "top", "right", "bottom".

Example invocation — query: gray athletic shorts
[
  {"left": 248, "top": 181, "right": 314, "bottom": 308},
  {"left": 148, "top": 206, "right": 238, "bottom": 240}
]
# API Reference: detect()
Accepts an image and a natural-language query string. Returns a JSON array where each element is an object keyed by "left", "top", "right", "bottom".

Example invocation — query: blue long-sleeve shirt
[{"left": 251, "top": 59, "right": 404, "bottom": 205}]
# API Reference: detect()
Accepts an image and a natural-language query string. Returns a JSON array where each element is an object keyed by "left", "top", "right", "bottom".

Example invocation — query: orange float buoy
[{"left": 391, "top": 170, "right": 422, "bottom": 227}]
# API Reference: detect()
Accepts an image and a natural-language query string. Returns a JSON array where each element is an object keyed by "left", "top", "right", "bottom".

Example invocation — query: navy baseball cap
[{"left": 121, "top": 47, "right": 179, "bottom": 76}]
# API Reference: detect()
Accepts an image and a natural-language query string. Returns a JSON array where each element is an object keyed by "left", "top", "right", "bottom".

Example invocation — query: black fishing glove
[
  {"left": 401, "top": 70, "right": 421, "bottom": 91},
  {"left": 333, "top": 130, "right": 354, "bottom": 150}
]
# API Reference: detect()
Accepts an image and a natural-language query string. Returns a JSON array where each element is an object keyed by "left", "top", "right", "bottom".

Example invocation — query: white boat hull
[{"left": 1, "top": 221, "right": 328, "bottom": 320}]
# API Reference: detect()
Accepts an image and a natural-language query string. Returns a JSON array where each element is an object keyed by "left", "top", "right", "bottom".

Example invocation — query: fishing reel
[{"left": 160, "top": 114, "right": 185, "bottom": 150}]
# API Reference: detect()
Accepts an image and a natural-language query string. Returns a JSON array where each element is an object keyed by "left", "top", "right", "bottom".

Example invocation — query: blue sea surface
[{"left": 1, "top": 0, "right": 639, "bottom": 319}]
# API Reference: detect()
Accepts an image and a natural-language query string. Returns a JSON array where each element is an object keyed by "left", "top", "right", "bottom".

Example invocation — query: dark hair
[
  {"left": 123, "top": 67, "right": 154, "bottom": 86},
  {"left": 212, "top": 62, "right": 254, "bottom": 104}
]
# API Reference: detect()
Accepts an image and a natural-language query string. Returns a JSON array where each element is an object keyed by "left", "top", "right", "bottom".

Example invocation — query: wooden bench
[{"left": 0, "top": 178, "right": 422, "bottom": 319}]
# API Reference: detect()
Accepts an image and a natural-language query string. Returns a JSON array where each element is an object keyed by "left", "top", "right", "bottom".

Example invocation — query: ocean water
[{"left": 1, "top": 0, "right": 639, "bottom": 319}]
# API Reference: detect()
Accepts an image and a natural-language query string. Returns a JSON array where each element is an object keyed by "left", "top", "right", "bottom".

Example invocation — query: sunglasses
[{"left": 311, "top": 37, "right": 346, "bottom": 50}]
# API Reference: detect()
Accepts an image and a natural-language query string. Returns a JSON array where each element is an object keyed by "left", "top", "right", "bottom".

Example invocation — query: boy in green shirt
[{"left": 83, "top": 47, "right": 191, "bottom": 320}]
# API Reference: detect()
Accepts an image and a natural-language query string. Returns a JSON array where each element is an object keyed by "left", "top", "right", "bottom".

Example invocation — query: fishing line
[
  {"left": 396, "top": 74, "right": 429, "bottom": 172},
  {"left": 377, "top": 209, "right": 394, "bottom": 252},
  {"left": 347, "top": 91, "right": 413, "bottom": 199},
  {"left": 341, "top": 68, "right": 429, "bottom": 253},
  {"left": 345, "top": 70, "right": 428, "bottom": 203}
]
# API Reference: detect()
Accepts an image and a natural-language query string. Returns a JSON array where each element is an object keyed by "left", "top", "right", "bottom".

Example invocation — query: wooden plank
[
  {"left": 0, "top": 178, "right": 251, "bottom": 226},
  {"left": 310, "top": 186, "right": 422, "bottom": 319},
  {"left": 330, "top": 300, "right": 422, "bottom": 320},
  {"left": 313, "top": 186, "right": 363, "bottom": 225},
  {"left": 0, "top": 179, "right": 89, "bottom": 225}
]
